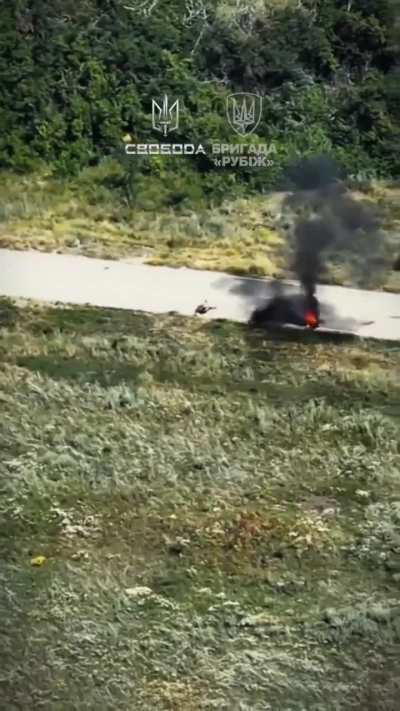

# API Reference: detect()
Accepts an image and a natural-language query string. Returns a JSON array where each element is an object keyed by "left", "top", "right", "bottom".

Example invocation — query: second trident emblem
[{"left": 226, "top": 93, "right": 263, "bottom": 136}]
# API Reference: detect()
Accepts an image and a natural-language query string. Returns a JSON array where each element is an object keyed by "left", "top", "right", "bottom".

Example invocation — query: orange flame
[{"left": 305, "top": 310, "right": 319, "bottom": 329}]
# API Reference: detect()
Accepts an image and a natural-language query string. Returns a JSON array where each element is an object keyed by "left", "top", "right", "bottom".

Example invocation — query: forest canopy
[{"left": 1, "top": 0, "right": 399, "bottom": 187}]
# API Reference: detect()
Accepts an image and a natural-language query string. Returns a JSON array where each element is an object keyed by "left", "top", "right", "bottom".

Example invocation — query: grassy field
[
  {"left": 1, "top": 166, "right": 400, "bottom": 292},
  {"left": 1, "top": 296, "right": 400, "bottom": 709}
]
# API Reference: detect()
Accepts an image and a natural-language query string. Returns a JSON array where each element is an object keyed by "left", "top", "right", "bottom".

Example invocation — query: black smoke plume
[
  {"left": 250, "top": 155, "right": 388, "bottom": 329},
  {"left": 284, "top": 156, "right": 384, "bottom": 293}
]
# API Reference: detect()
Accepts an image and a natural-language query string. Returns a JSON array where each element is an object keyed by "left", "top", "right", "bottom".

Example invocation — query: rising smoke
[
  {"left": 250, "top": 155, "right": 388, "bottom": 329},
  {"left": 283, "top": 155, "right": 385, "bottom": 294}
]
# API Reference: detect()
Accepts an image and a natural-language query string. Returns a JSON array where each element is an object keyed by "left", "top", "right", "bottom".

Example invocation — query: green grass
[
  {"left": 1, "top": 166, "right": 400, "bottom": 291},
  {"left": 1, "top": 296, "right": 400, "bottom": 709}
]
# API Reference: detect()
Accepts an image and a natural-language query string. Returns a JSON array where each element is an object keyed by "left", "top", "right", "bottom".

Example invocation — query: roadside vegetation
[
  {"left": 1, "top": 3, "right": 400, "bottom": 707},
  {"left": 1, "top": 167, "right": 400, "bottom": 291},
  {"left": 1, "top": 1, "right": 400, "bottom": 289},
  {"left": 1, "top": 296, "right": 400, "bottom": 709}
]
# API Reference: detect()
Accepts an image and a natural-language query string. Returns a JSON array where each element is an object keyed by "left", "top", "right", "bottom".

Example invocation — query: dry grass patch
[{"left": 1, "top": 169, "right": 399, "bottom": 289}]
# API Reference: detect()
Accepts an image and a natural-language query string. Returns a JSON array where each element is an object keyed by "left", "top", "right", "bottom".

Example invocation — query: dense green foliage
[{"left": 1, "top": 0, "right": 399, "bottom": 199}]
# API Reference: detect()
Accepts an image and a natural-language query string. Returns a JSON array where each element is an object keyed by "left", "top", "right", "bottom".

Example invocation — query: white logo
[
  {"left": 152, "top": 94, "right": 179, "bottom": 137},
  {"left": 226, "top": 93, "right": 263, "bottom": 136},
  {"left": 125, "top": 143, "right": 206, "bottom": 155}
]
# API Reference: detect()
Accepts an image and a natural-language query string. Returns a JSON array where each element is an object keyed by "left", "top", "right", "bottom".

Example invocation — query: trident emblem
[
  {"left": 152, "top": 94, "right": 179, "bottom": 137},
  {"left": 226, "top": 93, "right": 263, "bottom": 136}
]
